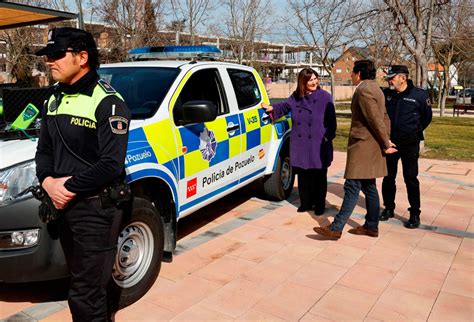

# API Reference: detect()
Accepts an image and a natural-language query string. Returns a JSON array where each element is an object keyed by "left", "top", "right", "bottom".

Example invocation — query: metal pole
[{"left": 75, "top": 0, "right": 84, "bottom": 29}]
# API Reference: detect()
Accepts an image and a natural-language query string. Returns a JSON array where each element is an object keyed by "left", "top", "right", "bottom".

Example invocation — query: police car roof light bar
[{"left": 128, "top": 45, "right": 221, "bottom": 61}]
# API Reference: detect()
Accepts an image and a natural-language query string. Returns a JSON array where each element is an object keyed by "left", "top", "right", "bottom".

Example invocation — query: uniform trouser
[
  {"left": 331, "top": 179, "right": 380, "bottom": 232},
  {"left": 296, "top": 167, "right": 328, "bottom": 212},
  {"left": 59, "top": 198, "right": 123, "bottom": 322},
  {"left": 382, "top": 142, "right": 421, "bottom": 214}
]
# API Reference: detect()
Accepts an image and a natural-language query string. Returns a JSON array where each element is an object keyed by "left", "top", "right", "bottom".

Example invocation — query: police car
[{"left": 0, "top": 46, "right": 293, "bottom": 308}]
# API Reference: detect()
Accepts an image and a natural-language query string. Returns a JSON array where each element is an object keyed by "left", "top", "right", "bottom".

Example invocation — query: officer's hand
[
  {"left": 389, "top": 140, "right": 397, "bottom": 148},
  {"left": 42, "top": 176, "right": 76, "bottom": 209},
  {"left": 261, "top": 103, "right": 273, "bottom": 113}
]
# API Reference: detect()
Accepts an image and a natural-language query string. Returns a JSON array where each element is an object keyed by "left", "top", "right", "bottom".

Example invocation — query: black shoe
[
  {"left": 404, "top": 214, "right": 420, "bottom": 229},
  {"left": 297, "top": 205, "right": 313, "bottom": 212},
  {"left": 313, "top": 206, "right": 325, "bottom": 216},
  {"left": 379, "top": 209, "right": 394, "bottom": 221}
]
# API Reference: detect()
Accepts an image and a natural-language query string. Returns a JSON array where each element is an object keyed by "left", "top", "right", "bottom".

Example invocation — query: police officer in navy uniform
[
  {"left": 35, "top": 27, "right": 130, "bottom": 321},
  {"left": 380, "top": 65, "right": 432, "bottom": 229}
]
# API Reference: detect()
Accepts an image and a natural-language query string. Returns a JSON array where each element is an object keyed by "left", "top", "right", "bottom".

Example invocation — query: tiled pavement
[{"left": 1, "top": 151, "right": 473, "bottom": 321}]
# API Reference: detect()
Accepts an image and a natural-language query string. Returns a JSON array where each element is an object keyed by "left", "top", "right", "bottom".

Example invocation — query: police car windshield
[{"left": 98, "top": 67, "right": 180, "bottom": 119}]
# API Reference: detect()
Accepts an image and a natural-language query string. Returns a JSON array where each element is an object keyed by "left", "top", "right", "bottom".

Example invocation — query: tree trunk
[{"left": 439, "top": 92, "right": 447, "bottom": 117}]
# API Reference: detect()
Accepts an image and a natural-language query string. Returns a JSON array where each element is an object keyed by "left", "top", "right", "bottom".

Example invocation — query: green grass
[
  {"left": 335, "top": 102, "right": 351, "bottom": 110},
  {"left": 423, "top": 117, "right": 474, "bottom": 161},
  {"left": 333, "top": 116, "right": 474, "bottom": 161}
]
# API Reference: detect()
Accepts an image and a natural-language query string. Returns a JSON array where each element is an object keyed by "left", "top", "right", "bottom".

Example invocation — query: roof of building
[
  {"left": 0, "top": 1, "right": 76, "bottom": 30},
  {"left": 336, "top": 46, "right": 371, "bottom": 61}
]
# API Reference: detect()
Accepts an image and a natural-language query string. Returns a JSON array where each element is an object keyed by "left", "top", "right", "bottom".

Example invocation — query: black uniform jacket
[
  {"left": 383, "top": 80, "right": 432, "bottom": 145},
  {"left": 35, "top": 71, "right": 131, "bottom": 197}
]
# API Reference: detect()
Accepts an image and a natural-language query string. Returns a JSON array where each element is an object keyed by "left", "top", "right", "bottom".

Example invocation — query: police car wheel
[
  {"left": 109, "top": 198, "right": 164, "bottom": 309},
  {"left": 263, "top": 151, "right": 294, "bottom": 201}
]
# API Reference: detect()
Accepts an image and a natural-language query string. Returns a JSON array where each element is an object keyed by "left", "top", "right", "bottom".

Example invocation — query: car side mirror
[{"left": 175, "top": 100, "right": 218, "bottom": 126}]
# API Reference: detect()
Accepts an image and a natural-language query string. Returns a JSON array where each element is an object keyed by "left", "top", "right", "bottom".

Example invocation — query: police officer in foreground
[
  {"left": 380, "top": 65, "right": 432, "bottom": 229},
  {"left": 35, "top": 27, "right": 130, "bottom": 321}
]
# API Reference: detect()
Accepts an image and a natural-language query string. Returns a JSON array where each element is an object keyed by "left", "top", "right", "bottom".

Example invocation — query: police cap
[
  {"left": 35, "top": 27, "right": 96, "bottom": 57},
  {"left": 384, "top": 65, "right": 409, "bottom": 79}
]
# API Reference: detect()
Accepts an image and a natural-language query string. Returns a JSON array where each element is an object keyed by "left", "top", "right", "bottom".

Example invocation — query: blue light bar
[{"left": 128, "top": 45, "right": 221, "bottom": 60}]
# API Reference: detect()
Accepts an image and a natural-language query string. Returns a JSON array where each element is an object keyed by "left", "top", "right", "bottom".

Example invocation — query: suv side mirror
[{"left": 175, "top": 100, "right": 218, "bottom": 126}]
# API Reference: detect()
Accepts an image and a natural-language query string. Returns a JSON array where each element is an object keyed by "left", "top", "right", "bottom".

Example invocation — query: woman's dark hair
[
  {"left": 296, "top": 68, "right": 319, "bottom": 97},
  {"left": 353, "top": 60, "right": 376, "bottom": 80}
]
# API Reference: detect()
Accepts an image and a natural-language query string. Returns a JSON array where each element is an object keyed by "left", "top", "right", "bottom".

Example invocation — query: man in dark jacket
[{"left": 380, "top": 65, "right": 432, "bottom": 229}]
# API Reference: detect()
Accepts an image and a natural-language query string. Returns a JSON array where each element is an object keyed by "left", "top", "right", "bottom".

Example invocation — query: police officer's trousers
[
  {"left": 59, "top": 198, "right": 123, "bottom": 322},
  {"left": 382, "top": 142, "right": 421, "bottom": 215}
]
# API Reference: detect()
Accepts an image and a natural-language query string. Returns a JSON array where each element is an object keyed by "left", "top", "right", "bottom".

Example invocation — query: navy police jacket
[{"left": 383, "top": 80, "right": 432, "bottom": 145}]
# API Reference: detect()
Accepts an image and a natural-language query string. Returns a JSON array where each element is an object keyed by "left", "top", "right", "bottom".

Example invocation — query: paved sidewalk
[{"left": 2, "top": 151, "right": 473, "bottom": 321}]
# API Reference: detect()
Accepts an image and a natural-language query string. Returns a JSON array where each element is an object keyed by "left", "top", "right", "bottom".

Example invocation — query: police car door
[
  {"left": 224, "top": 68, "right": 272, "bottom": 185},
  {"left": 173, "top": 67, "right": 242, "bottom": 214}
]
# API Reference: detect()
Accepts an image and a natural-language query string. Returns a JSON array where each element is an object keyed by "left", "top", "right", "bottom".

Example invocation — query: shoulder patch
[
  {"left": 97, "top": 79, "right": 116, "bottom": 94},
  {"left": 49, "top": 99, "right": 59, "bottom": 112},
  {"left": 109, "top": 116, "right": 128, "bottom": 134}
]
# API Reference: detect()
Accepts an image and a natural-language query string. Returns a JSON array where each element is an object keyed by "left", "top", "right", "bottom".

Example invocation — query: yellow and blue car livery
[{"left": 100, "top": 60, "right": 292, "bottom": 220}]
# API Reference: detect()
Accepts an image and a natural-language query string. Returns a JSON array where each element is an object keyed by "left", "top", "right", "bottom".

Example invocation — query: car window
[
  {"left": 174, "top": 68, "right": 228, "bottom": 118},
  {"left": 227, "top": 69, "right": 261, "bottom": 110},
  {"left": 99, "top": 67, "right": 179, "bottom": 119}
]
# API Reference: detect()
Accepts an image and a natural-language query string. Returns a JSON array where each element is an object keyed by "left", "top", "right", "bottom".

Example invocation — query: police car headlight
[{"left": 0, "top": 160, "right": 38, "bottom": 207}]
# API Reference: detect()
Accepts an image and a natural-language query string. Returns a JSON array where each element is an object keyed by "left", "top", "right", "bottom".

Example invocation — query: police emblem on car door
[{"left": 173, "top": 67, "right": 243, "bottom": 213}]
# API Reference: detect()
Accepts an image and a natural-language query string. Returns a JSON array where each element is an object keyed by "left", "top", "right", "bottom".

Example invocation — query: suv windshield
[{"left": 98, "top": 67, "right": 180, "bottom": 119}]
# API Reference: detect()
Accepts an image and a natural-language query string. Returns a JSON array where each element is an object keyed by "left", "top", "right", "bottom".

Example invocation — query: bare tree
[
  {"left": 285, "top": 0, "right": 354, "bottom": 97},
  {"left": 349, "top": 1, "right": 406, "bottom": 69},
  {"left": 170, "top": 0, "right": 218, "bottom": 45},
  {"left": 0, "top": 0, "right": 58, "bottom": 85},
  {"left": 92, "top": 0, "right": 166, "bottom": 62},
  {"left": 431, "top": 0, "right": 473, "bottom": 115},
  {"left": 221, "top": 0, "right": 271, "bottom": 65},
  {"left": 381, "top": 0, "right": 449, "bottom": 88}
]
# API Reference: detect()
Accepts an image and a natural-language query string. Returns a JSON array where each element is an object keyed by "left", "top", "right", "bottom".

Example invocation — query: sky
[{"left": 63, "top": 0, "right": 289, "bottom": 43}]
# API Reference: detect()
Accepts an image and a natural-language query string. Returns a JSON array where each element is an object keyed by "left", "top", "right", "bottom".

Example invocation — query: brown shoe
[
  {"left": 348, "top": 225, "right": 379, "bottom": 237},
  {"left": 313, "top": 224, "right": 342, "bottom": 239}
]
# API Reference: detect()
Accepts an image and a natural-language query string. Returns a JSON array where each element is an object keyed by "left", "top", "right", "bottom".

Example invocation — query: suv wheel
[
  {"left": 108, "top": 198, "right": 164, "bottom": 310},
  {"left": 262, "top": 148, "right": 294, "bottom": 200}
]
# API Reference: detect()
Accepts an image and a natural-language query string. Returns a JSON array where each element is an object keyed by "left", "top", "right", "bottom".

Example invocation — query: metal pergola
[{"left": 0, "top": 1, "right": 77, "bottom": 30}]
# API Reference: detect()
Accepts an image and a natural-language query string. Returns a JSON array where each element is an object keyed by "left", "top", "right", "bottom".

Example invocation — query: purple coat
[{"left": 272, "top": 89, "right": 336, "bottom": 169}]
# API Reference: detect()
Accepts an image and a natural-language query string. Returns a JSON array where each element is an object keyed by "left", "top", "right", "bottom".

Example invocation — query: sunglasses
[{"left": 45, "top": 50, "right": 76, "bottom": 61}]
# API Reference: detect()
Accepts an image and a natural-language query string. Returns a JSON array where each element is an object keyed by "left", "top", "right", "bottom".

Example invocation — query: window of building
[{"left": 336, "top": 68, "right": 342, "bottom": 73}]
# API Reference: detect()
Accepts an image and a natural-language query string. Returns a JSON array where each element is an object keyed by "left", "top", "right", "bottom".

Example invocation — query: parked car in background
[{"left": 456, "top": 88, "right": 473, "bottom": 104}]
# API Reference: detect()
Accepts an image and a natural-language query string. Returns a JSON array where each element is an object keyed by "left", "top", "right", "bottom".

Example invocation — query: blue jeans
[{"left": 331, "top": 179, "right": 380, "bottom": 232}]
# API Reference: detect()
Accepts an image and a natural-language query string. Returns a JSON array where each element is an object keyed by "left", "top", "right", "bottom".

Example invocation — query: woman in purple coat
[{"left": 262, "top": 68, "right": 337, "bottom": 215}]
